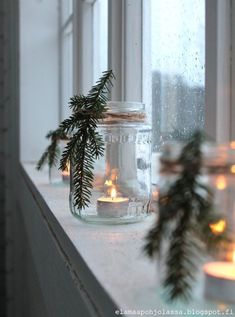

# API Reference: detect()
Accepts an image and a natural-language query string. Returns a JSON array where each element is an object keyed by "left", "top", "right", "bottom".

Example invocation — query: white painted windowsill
[{"left": 20, "top": 162, "right": 235, "bottom": 316}]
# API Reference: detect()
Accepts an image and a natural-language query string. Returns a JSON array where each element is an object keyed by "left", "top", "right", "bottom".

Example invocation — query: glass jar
[
  {"left": 49, "top": 139, "right": 70, "bottom": 186},
  {"left": 69, "top": 101, "right": 152, "bottom": 224},
  {"left": 202, "top": 143, "right": 235, "bottom": 303},
  {"left": 156, "top": 141, "right": 235, "bottom": 303}
]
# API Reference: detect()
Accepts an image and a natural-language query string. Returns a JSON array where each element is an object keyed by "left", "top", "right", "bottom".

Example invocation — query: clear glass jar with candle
[
  {"left": 202, "top": 143, "right": 235, "bottom": 303},
  {"left": 49, "top": 139, "right": 70, "bottom": 185},
  {"left": 157, "top": 141, "right": 235, "bottom": 303},
  {"left": 69, "top": 101, "right": 152, "bottom": 224}
]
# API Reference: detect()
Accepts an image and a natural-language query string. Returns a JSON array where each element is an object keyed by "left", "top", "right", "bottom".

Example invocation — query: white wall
[{"left": 20, "top": 0, "right": 59, "bottom": 161}]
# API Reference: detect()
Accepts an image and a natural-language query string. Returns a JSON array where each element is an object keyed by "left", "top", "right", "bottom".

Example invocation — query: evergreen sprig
[
  {"left": 36, "top": 128, "right": 68, "bottom": 170},
  {"left": 144, "top": 131, "right": 230, "bottom": 302},
  {"left": 59, "top": 70, "right": 114, "bottom": 211}
]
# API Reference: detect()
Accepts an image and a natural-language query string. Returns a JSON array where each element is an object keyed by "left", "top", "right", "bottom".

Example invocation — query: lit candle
[
  {"left": 230, "top": 141, "right": 235, "bottom": 149},
  {"left": 62, "top": 161, "right": 70, "bottom": 183},
  {"left": 204, "top": 251, "right": 235, "bottom": 303},
  {"left": 215, "top": 175, "right": 227, "bottom": 190},
  {"left": 97, "top": 187, "right": 129, "bottom": 217},
  {"left": 209, "top": 219, "right": 226, "bottom": 235}
]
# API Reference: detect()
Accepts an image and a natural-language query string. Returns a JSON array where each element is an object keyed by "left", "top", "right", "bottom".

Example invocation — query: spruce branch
[
  {"left": 87, "top": 70, "right": 114, "bottom": 110},
  {"left": 36, "top": 128, "right": 68, "bottom": 170},
  {"left": 164, "top": 212, "right": 200, "bottom": 302},
  {"left": 144, "top": 131, "right": 230, "bottom": 302},
  {"left": 59, "top": 70, "right": 114, "bottom": 211}
]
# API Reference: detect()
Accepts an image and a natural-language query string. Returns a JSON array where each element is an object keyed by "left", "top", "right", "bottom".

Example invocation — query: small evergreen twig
[
  {"left": 59, "top": 70, "right": 115, "bottom": 211},
  {"left": 36, "top": 128, "right": 68, "bottom": 170},
  {"left": 144, "top": 131, "right": 230, "bottom": 302}
]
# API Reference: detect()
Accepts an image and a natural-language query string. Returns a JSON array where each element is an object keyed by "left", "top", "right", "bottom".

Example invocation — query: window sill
[{"left": 19, "top": 162, "right": 234, "bottom": 316}]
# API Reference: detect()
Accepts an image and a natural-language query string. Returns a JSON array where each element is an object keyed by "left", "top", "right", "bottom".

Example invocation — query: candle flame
[
  {"left": 209, "top": 220, "right": 226, "bottom": 235},
  {"left": 230, "top": 141, "right": 235, "bottom": 149},
  {"left": 110, "top": 187, "right": 117, "bottom": 199},
  {"left": 62, "top": 161, "right": 70, "bottom": 176},
  {"left": 216, "top": 175, "right": 227, "bottom": 190},
  {"left": 231, "top": 165, "right": 235, "bottom": 174},
  {"left": 67, "top": 161, "right": 70, "bottom": 171},
  {"left": 104, "top": 179, "right": 113, "bottom": 186},
  {"left": 233, "top": 251, "right": 235, "bottom": 263}
]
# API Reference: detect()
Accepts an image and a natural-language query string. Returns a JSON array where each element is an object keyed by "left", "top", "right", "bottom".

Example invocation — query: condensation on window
[{"left": 151, "top": 0, "right": 205, "bottom": 151}]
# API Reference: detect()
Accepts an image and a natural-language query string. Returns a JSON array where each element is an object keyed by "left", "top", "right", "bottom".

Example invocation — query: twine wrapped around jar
[{"left": 102, "top": 111, "right": 146, "bottom": 124}]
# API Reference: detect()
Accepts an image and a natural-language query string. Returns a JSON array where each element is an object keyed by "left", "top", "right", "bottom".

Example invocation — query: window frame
[
  {"left": 73, "top": 0, "right": 102, "bottom": 95},
  {"left": 71, "top": 0, "right": 234, "bottom": 142},
  {"left": 107, "top": 0, "right": 143, "bottom": 102},
  {"left": 19, "top": 0, "right": 235, "bottom": 162},
  {"left": 59, "top": 0, "right": 74, "bottom": 121},
  {"left": 92, "top": 0, "right": 108, "bottom": 84},
  {"left": 205, "top": 0, "right": 232, "bottom": 142},
  {"left": 230, "top": 0, "right": 235, "bottom": 140},
  {"left": 72, "top": 0, "right": 143, "bottom": 100}
]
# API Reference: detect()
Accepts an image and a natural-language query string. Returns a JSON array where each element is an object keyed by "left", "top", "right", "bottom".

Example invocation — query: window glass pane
[
  {"left": 93, "top": 0, "right": 108, "bottom": 83},
  {"left": 150, "top": 0, "right": 205, "bottom": 151}
]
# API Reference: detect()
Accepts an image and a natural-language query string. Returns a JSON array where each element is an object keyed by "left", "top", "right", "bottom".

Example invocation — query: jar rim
[
  {"left": 159, "top": 141, "right": 235, "bottom": 172},
  {"left": 106, "top": 101, "right": 145, "bottom": 113}
]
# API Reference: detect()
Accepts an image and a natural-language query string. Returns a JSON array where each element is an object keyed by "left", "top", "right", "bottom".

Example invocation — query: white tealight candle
[
  {"left": 204, "top": 261, "right": 235, "bottom": 303},
  {"left": 97, "top": 187, "right": 129, "bottom": 217}
]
